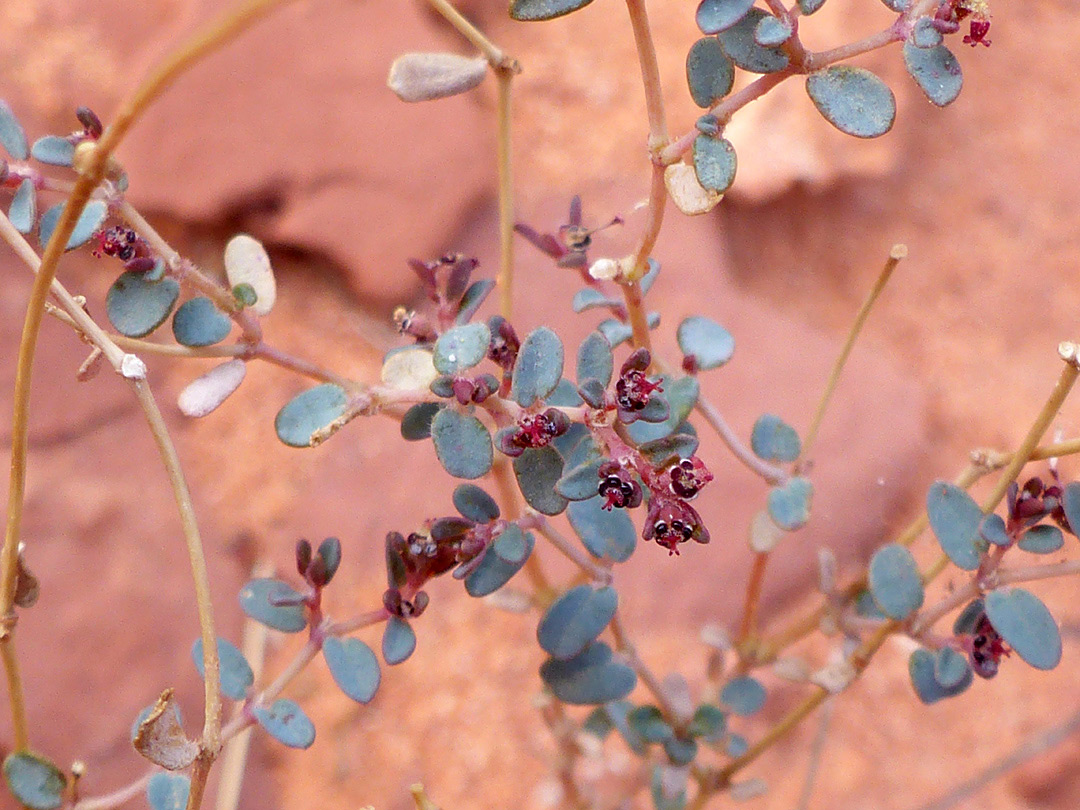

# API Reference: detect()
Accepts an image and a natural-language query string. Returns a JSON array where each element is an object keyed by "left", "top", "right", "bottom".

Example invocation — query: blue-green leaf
[
  {"left": 750, "top": 414, "right": 801, "bottom": 462},
  {"left": 577, "top": 332, "right": 613, "bottom": 388},
  {"left": 2, "top": 753, "right": 65, "bottom": 810},
  {"left": 567, "top": 496, "right": 636, "bottom": 562},
  {"left": 638, "top": 432, "right": 700, "bottom": 467},
  {"left": 695, "top": 0, "right": 754, "bottom": 34},
  {"left": 382, "top": 616, "right": 417, "bottom": 665},
  {"left": 754, "top": 14, "right": 792, "bottom": 46},
  {"left": 911, "top": 18, "right": 943, "bottom": 48},
  {"left": 557, "top": 458, "right": 605, "bottom": 501},
  {"left": 628, "top": 705, "right": 674, "bottom": 743},
  {"left": 401, "top": 402, "right": 442, "bottom": 441},
  {"left": 514, "top": 446, "right": 568, "bottom": 516},
  {"left": 868, "top": 543, "right": 924, "bottom": 619},
  {"left": 275, "top": 383, "right": 349, "bottom": 448},
  {"left": 323, "top": 636, "right": 381, "bottom": 702},
  {"left": 39, "top": 199, "right": 108, "bottom": 251},
  {"left": 146, "top": 773, "right": 190, "bottom": 810},
  {"left": 172, "top": 297, "right": 231, "bottom": 347},
  {"left": 688, "top": 704, "right": 727, "bottom": 740},
  {"left": 625, "top": 376, "right": 699, "bottom": 444},
  {"left": 30, "top": 135, "right": 74, "bottom": 166},
  {"left": 725, "top": 734, "right": 748, "bottom": 757},
  {"left": 453, "top": 483, "right": 500, "bottom": 522},
  {"left": 9, "top": 178, "right": 35, "bottom": 234},
  {"left": 537, "top": 585, "right": 618, "bottom": 660},
  {"left": 1017, "top": 524, "right": 1064, "bottom": 554},
  {"left": 572, "top": 288, "right": 617, "bottom": 313},
  {"left": 677, "top": 316, "right": 735, "bottom": 370},
  {"left": 767, "top": 477, "right": 813, "bottom": 531},
  {"left": 908, "top": 648, "right": 972, "bottom": 704},
  {"left": 510, "top": 0, "right": 594, "bottom": 20},
  {"left": 692, "top": 136, "right": 737, "bottom": 193},
  {"left": 926, "top": 481, "right": 982, "bottom": 571},
  {"left": 465, "top": 525, "right": 535, "bottom": 596},
  {"left": 686, "top": 37, "right": 735, "bottom": 108},
  {"left": 0, "top": 101, "right": 29, "bottom": 160},
  {"left": 546, "top": 377, "right": 584, "bottom": 407},
  {"left": 798, "top": 0, "right": 827, "bottom": 12},
  {"left": 456, "top": 279, "right": 494, "bottom": 324},
  {"left": 106, "top": 271, "right": 180, "bottom": 338},
  {"left": 718, "top": 9, "right": 789, "bottom": 73},
  {"left": 431, "top": 408, "right": 493, "bottom": 479},
  {"left": 433, "top": 322, "right": 491, "bottom": 375},
  {"left": 238, "top": 578, "right": 307, "bottom": 632},
  {"left": 979, "top": 513, "right": 1009, "bottom": 547},
  {"left": 933, "top": 647, "right": 970, "bottom": 690},
  {"left": 663, "top": 736, "right": 698, "bottom": 767},
  {"left": 984, "top": 588, "right": 1062, "bottom": 670},
  {"left": 952, "top": 598, "right": 985, "bottom": 635},
  {"left": 539, "top": 641, "right": 637, "bottom": 705},
  {"left": 253, "top": 699, "right": 315, "bottom": 748},
  {"left": 192, "top": 637, "right": 254, "bottom": 701},
  {"left": 903, "top": 42, "right": 962, "bottom": 107},
  {"left": 597, "top": 319, "right": 633, "bottom": 349},
  {"left": 719, "top": 676, "right": 766, "bottom": 716},
  {"left": 511, "top": 327, "right": 564, "bottom": 407},
  {"left": 1064, "top": 482, "right": 1080, "bottom": 536},
  {"left": 806, "top": 66, "right": 896, "bottom": 139}
]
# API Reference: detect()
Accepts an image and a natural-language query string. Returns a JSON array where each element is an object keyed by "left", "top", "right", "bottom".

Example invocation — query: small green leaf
[
  {"left": 146, "top": 773, "right": 190, "bottom": 810},
  {"left": 868, "top": 543, "right": 924, "bottom": 619},
  {"left": 903, "top": 42, "right": 962, "bottom": 107},
  {"left": 3, "top": 753, "right": 65, "bottom": 810},
  {"left": 686, "top": 37, "right": 735, "bottom": 108},
  {"left": 663, "top": 736, "right": 698, "bottom": 767},
  {"left": 695, "top": 0, "right": 754, "bottom": 33},
  {"left": 9, "top": 178, "right": 35, "bottom": 234},
  {"left": 979, "top": 513, "right": 1009, "bottom": 546},
  {"left": 514, "top": 446, "right": 568, "bottom": 516},
  {"left": 750, "top": 414, "right": 801, "bottom": 462},
  {"left": 583, "top": 706, "right": 615, "bottom": 739},
  {"left": 597, "top": 319, "right": 633, "bottom": 348},
  {"left": 453, "top": 483, "right": 500, "bottom": 522},
  {"left": 628, "top": 705, "right": 674, "bottom": 743},
  {"left": 1017, "top": 524, "right": 1064, "bottom": 554},
  {"left": 677, "top": 316, "right": 735, "bottom": 370},
  {"left": 767, "top": 476, "right": 813, "bottom": 531},
  {"left": 719, "top": 676, "right": 766, "bottom": 716},
  {"left": 933, "top": 647, "right": 970, "bottom": 690},
  {"left": 192, "top": 637, "right": 254, "bottom": 701},
  {"left": 401, "top": 402, "right": 442, "bottom": 441},
  {"left": 798, "top": 0, "right": 826, "bottom": 13},
  {"left": 911, "top": 18, "right": 943, "bottom": 48},
  {"left": 238, "top": 578, "right": 307, "bottom": 632},
  {"left": 172, "top": 297, "right": 231, "bottom": 347},
  {"left": 456, "top": 279, "right": 494, "bottom": 324},
  {"left": 232, "top": 283, "right": 258, "bottom": 308},
  {"left": 577, "top": 332, "right": 614, "bottom": 388},
  {"left": 224, "top": 234, "right": 276, "bottom": 316},
  {"left": 927, "top": 480, "right": 982, "bottom": 571},
  {"left": 567, "top": 496, "right": 637, "bottom": 562},
  {"left": 0, "top": 101, "right": 29, "bottom": 160},
  {"left": 30, "top": 135, "right": 74, "bottom": 166},
  {"left": 638, "top": 432, "right": 700, "bottom": 467},
  {"left": 323, "top": 636, "right": 381, "bottom": 702},
  {"left": 718, "top": 9, "right": 789, "bottom": 73},
  {"left": 106, "top": 271, "right": 181, "bottom": 338},
  {"left": 556, "top": 458, "right": 604, "bottom": 501},
  {"left": 1063, "top": 482, "right": 1080, "bottom": 536},
  {"left": 725, "top": 734, "right": 748, "bottom": 757},
  {"left": 806, "top": 66, "right": 896, "bottom": 139},
  {"left": 511, "top": 327, "right": 565, "bottom": 407},
  {"left": 431, "top": 408, "right": 493, "bottom": 479},
  {"left": 510, "top": 0, "right": 594, "bottom": 21},
  {"left": 688, "top": 704, "right": 727, "bottom": 740},
  {"left": 253, "top": 699, "right": 315, "bottom": 748},
  {"left": 908, "top": 648, "right": 973, "bottom": 704},
  {"left": 572, "top": 288, "right": 617, "bottom": 313},
  {"left": 540, "top": 641, "right": 637, "bottom": 705},
  {"left": 433, "top": 322, "right": 491, "bottom": 375},
  {"left": 984, "top": 588, "right": 1062, "bottom": 670},
  {"left": 382, "top": 616, "right": 417, "bottom": 665},
  {"left": 692, "top": 136, "right": 737, "bottom": 193},
  {"left": 465, "top": 525, "right": 535, "bottom": 596},
  {"left": 318, "top": 537, "right": 342, "bottom": 583},
  {"left": 952, "top": 598, "right": 985, "bottom": 635},
  {"left": 626, "top": 376, "right": 700, "bottom": 444},
  {"left": 275, "top": 383, "right": 349, "bottom": 448},
  {"left": 537, "top": 585, "right": 618, "bottom": 660},
  {"left": 39, "top": 199, "right": 109, "bottom": 251},
  {"left": 754, "top": 14, "right": 791, "bottom": 46}
]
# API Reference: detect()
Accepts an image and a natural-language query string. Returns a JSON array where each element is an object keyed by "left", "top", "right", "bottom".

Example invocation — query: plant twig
[
  {"left": 693, "top": 395, "right": 787, "bottom": 484},
  {"left": 795, "top": 696, "right": 835, "bottom": 810},
  {"left": 529, "top": 514, "right": 612, "bottom": 584},
  {"left": 800, "top": 245, "right": 905, "bottom": 463},
  {"left": 735, "top": 551, "right": 770, "bottom": 649}
]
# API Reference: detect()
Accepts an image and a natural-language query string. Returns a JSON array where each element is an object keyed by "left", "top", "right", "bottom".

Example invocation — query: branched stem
[{"left": 529, "top": 515, "right": 612, "bottom": 583}]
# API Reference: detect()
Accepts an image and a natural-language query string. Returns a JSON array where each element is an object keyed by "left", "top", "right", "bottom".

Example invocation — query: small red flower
[
  {"left": 643, "top": 495, "right": 709, "bottom": 554},
  {"left": 615, "top": 349, "right": 664, "bottom": 423},
  {"left": 597, "top": 461, "right": 643, "bottom": 510},
  {"left": 968, "top": 612, "right": 1010, "bottom": 678}
]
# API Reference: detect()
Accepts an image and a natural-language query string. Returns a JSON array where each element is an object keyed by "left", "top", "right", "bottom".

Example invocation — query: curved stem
[{"left": 694, "top": 395, "right": 787, "bottom": 484}]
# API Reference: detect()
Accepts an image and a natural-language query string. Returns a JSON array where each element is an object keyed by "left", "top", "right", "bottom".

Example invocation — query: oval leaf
[
  {"left": 537, "top": 585, "right": 618, "bottom": 660},
  {"left": 686, "top": 37, "right": 735, "bottom": 107},
  {"left": 3, "top": 753, "right": 65, "bottom": 810},
  {"left": 453, "top": 483, "right": 500, "bottom": 522},
  {"left": 431, "top": 408, "right": 494, "bottom": 479},
  {"left": 908, "top": 648, "right": 973, "bottom": 704},
  {"left": 401, "top": 402, "right": 442, "bottom": 441},
  {"left": 9, "top": 178, "right": 36, "bottom": 234},
  {"left": 719, "top": 676, "right": 766, "bottom": 716},
  {"left": 31, "top": 135, "right": 74, "bottom": 166},
  {"left": 39, "top": 199, "right": 108, "bottom": 251},
  {"left": 224, "top": 234, "right": 276, "bottom": 316},
  {"left": 868, "top": 543, "right": 924, "bottom": 619},
  {"left": 238, "top": 578, "right": 307, "bottom": 632},
  {"left": 433, "top": 322, "right": 491, "bottom": 375},
  {"left": 1064, "top": 481, "right": 1080, "bottom": 536},
  {"left": 465, "top": 525, "right": 535, "bottom": 596},
  {"left": 984, "top": 588, "right": 1062, "bottom": 670},
  {"left": 540, "top": 641, "right": 637, "bottom": 705},
  {"left": 625, "top": 376, "right": 700, "bottom": 444},
  {"left": 514, "top": 446, "right": 568, "bottom": 516},
  {"left": 754, "top": 14, "right": 792, "bottom": 46},
  {"left": 511, "top": 327, "right": 565, "bottom": 407},
  {"left": 1017, "top": 524, "right": 1064, "bottom": 554},
  {"left": 750, "top": 413, "right": 801, "bottom": 462},
  {"left": 567, "top": 496, "right": 636, "bottom": 562},
  {"left": 106, "top": 270, "right": 181, "bottom": 338},
  {"left": 146, "top": 773, "right": 190, "bottom": 810},
  {"left": 275, "top": 383, "right": 349, "bottom": 448},
  {"left": 767, "top": 476, "right": 813, "bottom": 531},
  {"left": 253, "top": 699, "right": 315, "bottom": 748},
  {"left": 718, "top": 9, "right": 789, "bottom": 73},
  {"left": 388, "top": 53, "right": 488, "bottom": 103},
  {"left": 323, "top": 636, "right": 381, "bottom": 702},
  {"left": 172, "top": 296, "right": 231, "bottom": 347},
  {"left": 192, "top": 637, "right": 254, "bottom": 701},
  {"left": 695, "top": 0, "right": 754, "bottom": 34},
  {"left": 806, "top": 66, "right": 896, "bottom": 138},
  {"left": 677, "top": 316, "right": 735, "bottom": 370},
  {"left": 926, "top": 480, "right": 982, "bottom": 571},
  {"left": 933, "top": 647, "right": 970, "bottom": 690},
  {"left": 382, "top": 616, "right": 417, "bottom": 665},
  {"left": 692, "top": 136, "right": 737, "bottom": 193},
  {"left": 577, "top": 332, "right": 614, "bottom": 388},
  {"left": 0, "top": 101, "right": 29, "bottom": 160},
  {"left": 510, "top": 0, "right": 594, "bottom": 20},
  {"left": 556, "top": 458, "right": 605, "bottom": 501},
  {"left": 178, "top": 359, "right": 247, "bottom": 418},
  {"left": 903, "top": 42, "right": 962, "bottom": 107},
  {"left": 978, "top": 513, "right": 1009, "bottom": 547}
]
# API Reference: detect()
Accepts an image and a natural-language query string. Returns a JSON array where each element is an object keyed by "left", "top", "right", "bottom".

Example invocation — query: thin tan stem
[
  {"left": 800, "top": 245, "right": 904, "bottom": 463},
  {"left": 425, "top": 0, "right": 513, "bottom": 67},
  {"left": 496, "top": 69, "right": 515, "bottom": 319},
  {"left": 610, "top": 612, "right": 679, "bottom": 723},
  {"left": 735, "top": 551, "right": 769, "bottom": 649},
  {"left": 620, "top": 277, "right": 653, "bottom": 354},
  {"left": 531, "top": 516, "right": 611, "bottom": 583},
  {"left": 996, "top": 559, "right": 1080, "bottom": 586},
  {"left": 73, "top": 774, "right": 152, "bottom": 810}
]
